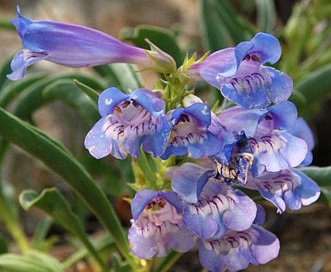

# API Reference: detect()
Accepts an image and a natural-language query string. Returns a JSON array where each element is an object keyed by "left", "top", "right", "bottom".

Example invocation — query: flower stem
[{"left": 135, "top": 151, "right": 159, "bottom": 190}]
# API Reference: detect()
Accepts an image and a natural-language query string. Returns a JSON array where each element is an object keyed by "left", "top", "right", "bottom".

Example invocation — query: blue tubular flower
[
  {"left": 169, "top": 163, "right": 257, "bottom": 239},
  {"left": 182, "top": 181, "right": 257, "bottom": 240},
  {"left": 84, "top": 87, "right": 171, "bottom": 159},
  {"left": 218, "top": 102, "right": 309, "bottom": 174},
  {"left": 161, "top": 103, "right": 223, "bottom": 159},
  {"left": 199, "top": 225, "right": 280, "bottom": 272},
  {"left": 8, "top": 7, "right": 174, "bottom": 80},
  {"left": 249, "top": 168, "right": 320, "bottom": 213},
  {"left": 189, "top": 33, "right": 293, "bottom": 109},
  {"left": 128, "top": 190, "right": 196, "bottom": 259}
]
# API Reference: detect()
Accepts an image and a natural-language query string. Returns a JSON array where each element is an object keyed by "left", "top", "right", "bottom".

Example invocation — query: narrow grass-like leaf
[
  {"left": 294, "top": 64, "right": 331, "bottom": 115},
  {"left": 213, "top": 0, "right": 250, "bottom": 43},
  {"left": 199, "top": 0, "right": 252, "bottom": 51},
  {"left": 93, "top": 63, "right": 142, "bottom": 93},
  {"left": 0, "top": 181, "right": 29, "bottom": 253},
  {"left": 31, "top": 217, "right": 53, "bottom": 250},
  {"left": 63, "top": 235, "right": 114, "bottom": 269},
  {"left": 320, "top": 187, "right": 331, "bottom": 208},
  {"left": 0, "top": 251, "right": 63, "bottom": 272},
  {"left": 0, "top": 58, "right": 13, "bottom": 91},
  {"left": 0, "top": 234, "right": 8, "bottom": 254},
  {"left": 10, "top": 74, "right": 104, "bottom": 120},
  {"left": 199, "top": 0, "right": 231, "bottom": 51},
  {"left": 20, "top": 188, "right": 107, "bottom": 271},
  {"left": 0, "top": 107, "right": 138, "bottom": 269},
  {"left": 255, "top": 0, "right": 276, "bottom": 33},
  {"left": 74, "top": 79, "right": 99, "bottom": 103},
  {"left": 42, "top": 79, "right": 99, "bottom": 124},
  {"left": 0, "top": 75, "right": 46, "bottom": 108}
]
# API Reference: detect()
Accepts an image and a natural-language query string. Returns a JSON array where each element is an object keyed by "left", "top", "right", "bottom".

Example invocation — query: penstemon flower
[
  {"left": 161, "top": 102, "right": 223, "bottom": 159},
  {"left": 128, "top": 189, "right": 196, "bottom": 259},
  {"left": 216, "top": 101, "right": 309, "bottom": 174},
  {"left": 247, "top": 168, "right": 321, "bottom": 213},
  {"left": 7, "top": 6, "right": 174, "bottom": 80},
  {"left": 84, "top": 87, "right": 172, "bottom": 159},
  {"left": 199, "top": 225, "right": 280, "bottom": 272},
  {"left": 180, "top": 180, "right": 257, "bottom": 240},
  {"left": 189, "top": 33, "right": 293, "bottom": 109},
  {"left": 6, "top": 7, "right": 322, "bottom": 271}
]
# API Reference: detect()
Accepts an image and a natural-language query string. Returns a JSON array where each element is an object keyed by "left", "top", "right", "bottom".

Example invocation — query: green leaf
[
  {"left": 9, "top": 74, "right": 104, "bottom": 120},
  {"left": 0, "top": 181, "right": 29, "bottom": 253},
  {"left": 74, "top": 79, "right": 99, "bottom": 103},
  {"left": 294, "top": 64, "right": 331, "bottom": 114},
  {"left": 42, "top": 79, "right": 99, "bottom": 125},
  {"left": 63, "top": 235, "right": 114, "bottom": 269},
  {"left": 0, "top": 234, "right": 9, "bottom": 254},
  {"left": 93, "top": 63, "right": 142, "bottom": 93},
  {"left": 300, "top": 166, "right": 331, "bottom": 188},
  {"left": 199, "top": 0, "right": 231, "bottom": 51},
  {"left": 121, "top": 25, "right": 183, "bottom": 65},
  {"left": 0, "top": 107, "right": 138, "bottom": 269},
  {"left": 0, "top": 251, "right": 63, "bottom": 272},
  {"left": 255, "top": 0, "right": 276, "bottom": 33},
  {"left": 31, "top": 217, "right": 53, "bottom": 250},
  {"left": 321, "top": 187, "right": 331, "bottom": 208},
  {"left": 0, "top": 75, "right": 46, "bottom": 109},
  {"left": 20, "top": 188, "right": 107, "bottom": 271},
  {"left": 0, "top": 58, "right": 13, "bottom": 91},
  {"left": 199, "top": 0, "right": 251, "bottom": 51}
]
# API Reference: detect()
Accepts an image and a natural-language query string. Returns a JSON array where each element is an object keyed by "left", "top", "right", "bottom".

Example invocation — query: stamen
[
  {"left": 251, "top": 54, "right": 261, "bottom": 62},
  {"left": 121, "top": 100, "right": 131, "bottom": 108}
]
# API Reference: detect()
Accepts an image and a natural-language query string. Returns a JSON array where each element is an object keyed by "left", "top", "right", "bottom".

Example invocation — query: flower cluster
[{"left": 9, "top": 7, "right": 321, "bottom": 272}]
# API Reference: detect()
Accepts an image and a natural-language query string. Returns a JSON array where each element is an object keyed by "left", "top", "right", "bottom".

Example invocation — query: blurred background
[{"left": 0, "top": 0, "right": 331, "bottom": 271}]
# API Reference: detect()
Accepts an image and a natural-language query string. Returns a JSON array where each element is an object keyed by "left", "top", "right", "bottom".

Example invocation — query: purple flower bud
[
  {"left": 8, "top": 6, "right": 174, "bottom": 80},
  {"left": 84, "top": 87, "right": 172, "bottom": 159},
  {"left": 128, "top": 190, "right": 196, "bottom": 259},
  {"left": 199, "top": 225, "right": 280, "bottom": 272},
  {"left": 189, "top": 33, "right": 293, "bottom": 109}
]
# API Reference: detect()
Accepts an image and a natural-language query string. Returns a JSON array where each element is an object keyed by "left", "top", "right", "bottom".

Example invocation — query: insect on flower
[{"left": 215, "top": 153, "right": 254, "bottom": 184}]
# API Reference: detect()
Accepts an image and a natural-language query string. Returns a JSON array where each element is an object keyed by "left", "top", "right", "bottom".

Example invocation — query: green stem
[
  {"left": 0, "top": 183, "right": 30, "bottom": 253},
  {"left": 155, "top": 251, "right": 182, "bottom": 272},
  {"left": 135, "top": 151, "right": 159, "bottom": 189}
]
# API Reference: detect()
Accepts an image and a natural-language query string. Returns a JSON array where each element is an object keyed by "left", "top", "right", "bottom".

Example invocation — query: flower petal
[
  {"left": 263, "top": 67, "right": 293, "bottom": 104},
  {"left": 84, "top": 116, "right": 126, "bottom": 159},
  {"left": 252, "top": 169, "right": 320, "bottom": 213},
  {"left": 199, "top": 225, "right": 280, "bottom": 272},
  {"left": 7, "top": 49, "right": 48, "bottom": 80},
  {"left": 170, "top": 163, "right": 215, "bottom": 203},
  {"left": 98, "top": 87, "right": 128, "bottom": 117}
]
